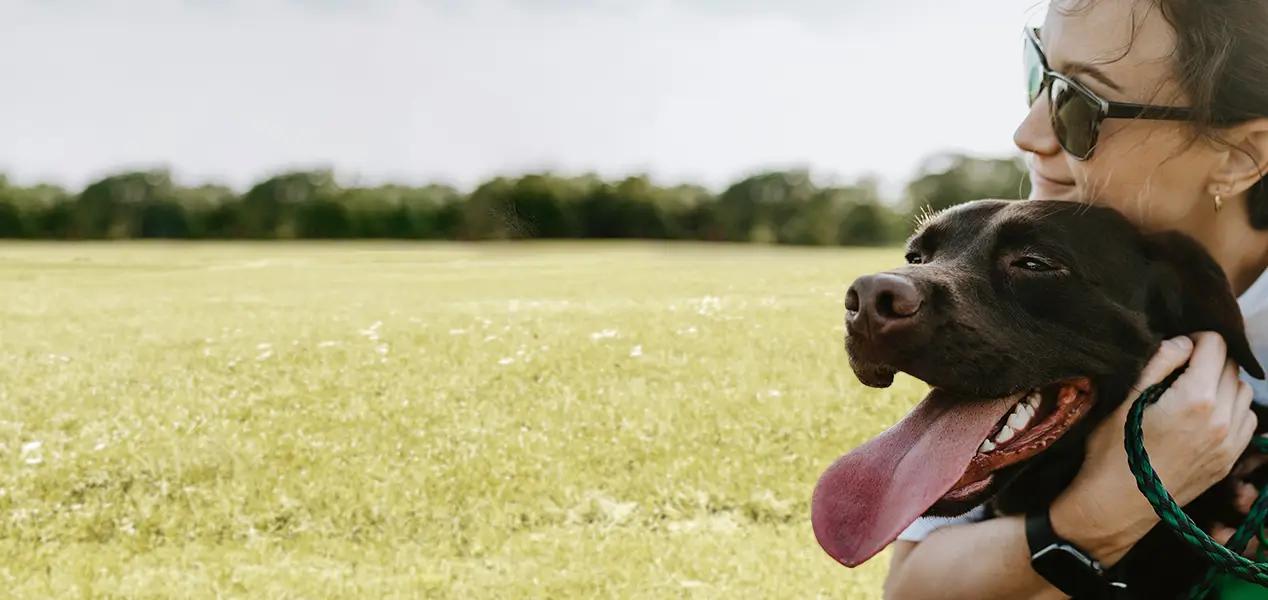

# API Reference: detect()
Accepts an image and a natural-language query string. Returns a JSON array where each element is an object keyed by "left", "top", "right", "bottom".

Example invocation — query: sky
[{"left": 0, "top": 0, "right": 1045, "bottom": 196}]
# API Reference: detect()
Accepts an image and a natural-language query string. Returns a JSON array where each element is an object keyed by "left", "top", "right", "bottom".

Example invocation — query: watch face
[
  {"left": 1032, "top": 544, "right": 1108, "bottom": 596},
  {"left": 1034, "top": 544, "right": 1100, "bottom": 573}
]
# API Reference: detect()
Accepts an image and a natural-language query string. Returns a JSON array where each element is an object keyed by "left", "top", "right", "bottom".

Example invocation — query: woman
[{"left": 883, "top": 0, "right": 1268, "bottom": 598}]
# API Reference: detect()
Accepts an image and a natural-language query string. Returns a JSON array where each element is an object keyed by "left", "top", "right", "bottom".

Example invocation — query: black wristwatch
[{"left": 1026, "top": 509, "right": 1129, "bottom": 599}]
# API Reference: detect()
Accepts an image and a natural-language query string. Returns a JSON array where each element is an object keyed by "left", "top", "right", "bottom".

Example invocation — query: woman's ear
[
  {"left": 1210, "top": 118, "right": 1268, "bottom": 197},
  {"left": 1144, "top": 231, "right": 1264, "bottom": 379}
]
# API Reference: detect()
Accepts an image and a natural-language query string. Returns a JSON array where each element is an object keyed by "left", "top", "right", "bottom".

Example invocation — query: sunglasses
[{"left": 1023, "top": 27, "right": 1195, "bottom": 160}]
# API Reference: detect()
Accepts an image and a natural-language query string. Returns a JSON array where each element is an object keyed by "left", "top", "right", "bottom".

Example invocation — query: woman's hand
[
  {"left": 1049, "top": 332, "right": 1258, "bottom": 565},
  {"left": 1210, "top": 450, "right": 1268, "bottom": 556}
]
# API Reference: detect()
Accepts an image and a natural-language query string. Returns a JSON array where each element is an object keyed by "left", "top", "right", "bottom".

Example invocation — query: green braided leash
[{"left": 1125, "top": 371, "right": 1268, "bottom": 599}]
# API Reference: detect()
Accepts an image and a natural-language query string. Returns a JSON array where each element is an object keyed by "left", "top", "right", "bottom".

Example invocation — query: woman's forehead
[{"left": 1041, "top": 0, "right": 1186, "bottom": 104}]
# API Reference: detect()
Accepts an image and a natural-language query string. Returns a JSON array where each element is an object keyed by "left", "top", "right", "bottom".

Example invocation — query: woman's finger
[
  {"left": 1235, "top": 480, "right": 1259, "bottom": 514},
  {"left": 1130, "top": 336, "right": 1195, "bottom": 397},
  {"left": 1211, "top": 517, "right": 1263, "bottom": 558},
  {"left": 1213, "top": 524, "right": 1236, "bottom": 546},
  {"left": 1232, "top": 380, "right": 1256, "bottom": 430},
  {"left": 1233, "top": 442, "right": 1268, "bottom": 479},
  {"left": 1217, "top": 359, "right": 1243, "bottom": 421},
  {"left": 1231, "top": 404, "right": 1258, "bottom": 462},
  {"left": 1171, "top": 332, "right": 1228, "bottom": 403}
]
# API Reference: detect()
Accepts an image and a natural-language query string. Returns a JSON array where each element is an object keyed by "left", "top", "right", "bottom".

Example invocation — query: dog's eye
[
  {"left": 1013, "top": 256, "right": 1056, "bottom": 272},
  {"left": 905, "top": 252, "right": 924, "bottom": 265}
]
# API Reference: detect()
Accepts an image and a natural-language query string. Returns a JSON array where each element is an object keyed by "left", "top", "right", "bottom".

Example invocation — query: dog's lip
[
  {"left": 940, "top": 474, "right": 994, "bottom": 503},
  {"left": 942, "top": 377, "right": 1095, "bottom": 498}
]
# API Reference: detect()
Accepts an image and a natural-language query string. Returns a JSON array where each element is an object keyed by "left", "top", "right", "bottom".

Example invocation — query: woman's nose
[{"left": 1013, "top": 94, "right": 1061, "bottom": 157}]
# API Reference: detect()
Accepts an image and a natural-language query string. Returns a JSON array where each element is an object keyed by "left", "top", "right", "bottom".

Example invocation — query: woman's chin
[{"left": 1028, "top": 184, "right": 1077, "bottom": 201}]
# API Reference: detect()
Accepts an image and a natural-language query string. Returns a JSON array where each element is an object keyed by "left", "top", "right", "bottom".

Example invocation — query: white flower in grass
[
  {"left": 359, "top": 321, "right": 383, "bottom": 341},
  {"left": 590, "top": 329, "right": 619, "bottom": 341},
  {"left": 256, "top": 349, "right": 273, "bottom": 361},
  {"left": 21, "top": 441, "right": 42, "bottom": 465},
  {"left": 692, "top": 295, "right": 723, "bottom": 316},
  {"left": 448, "top": 329, "right": 467, "bottom": 336},
  {"left": 629, "top": 345, "right": 643, "bottom": 358},
  {"left": 317, "top": 341, "right": 339, "bottom": 349},
  {"left": 498, "top": 357, "right": 515, "bottom": 366}
]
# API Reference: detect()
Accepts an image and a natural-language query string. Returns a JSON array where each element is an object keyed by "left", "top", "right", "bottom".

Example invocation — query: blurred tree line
[{"left": 0, "top": 154, "right": 1027, "bottom": 245}]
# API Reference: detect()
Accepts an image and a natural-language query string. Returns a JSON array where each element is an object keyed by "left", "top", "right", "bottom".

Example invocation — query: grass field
[{"left": 0, "top": 241, "right": 928, "bottom": 598}]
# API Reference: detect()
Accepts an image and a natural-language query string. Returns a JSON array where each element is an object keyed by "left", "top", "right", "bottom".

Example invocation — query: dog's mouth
[
  {"left": 810, "top": 376, "right": 1096, "bottom": 568},
  {"left": 938, "top": 378, "right": 1095, "bottom": 508}
]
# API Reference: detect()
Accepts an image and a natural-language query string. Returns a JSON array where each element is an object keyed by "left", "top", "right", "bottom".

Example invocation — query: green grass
[{"left": 0, "top": 241, "right": 927, "bottom": 599}]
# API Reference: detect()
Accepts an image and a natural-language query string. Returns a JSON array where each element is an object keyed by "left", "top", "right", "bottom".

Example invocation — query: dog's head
[{"left": 812, "top": 199, "right": 1263, "bottom": 567}]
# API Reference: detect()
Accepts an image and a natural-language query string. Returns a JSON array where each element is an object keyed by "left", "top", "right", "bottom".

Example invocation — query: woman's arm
[
  {"left": 886, "top": 519, "right": 1066, "bottom": 600},
  {"left": 882, "top": 333, "right": 1257, "bottom": 599},
  {"left": 885, "top": 504, "right": 1151, "bottom": 600}
]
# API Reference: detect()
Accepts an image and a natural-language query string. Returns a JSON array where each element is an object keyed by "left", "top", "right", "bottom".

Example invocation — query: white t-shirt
[{"left": 897, "top": 267, "right": 1268, "bottom": 542}]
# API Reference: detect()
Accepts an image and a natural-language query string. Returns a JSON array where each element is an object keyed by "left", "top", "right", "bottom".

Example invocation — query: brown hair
[{"left": 1153, "top": 0, "right": 1268, "bottom": 228}]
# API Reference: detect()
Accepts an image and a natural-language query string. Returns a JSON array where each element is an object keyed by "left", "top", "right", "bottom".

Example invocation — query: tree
[
  {"left": 73, "top": 171, "right": 179, "bottom": 239},
  {"left": 903, "top": 154, "right": 1029, "bottom": 233},
  {"left": 463, "top": 174, "right": 594, "bottom": 239},
  {"left": 712, "top": 171, "right": 819, "bottom": 243},
  {"left": 238, "top": 171, "right": 339, "bottom": 238},
  {"left": 0, "top": 152, "right": 1036, "bottom": 245}
]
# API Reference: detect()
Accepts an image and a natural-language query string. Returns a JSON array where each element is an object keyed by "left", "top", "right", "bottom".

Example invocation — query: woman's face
[{"left": 1014, "top": 0, "right": 1223, "bottom": 232}]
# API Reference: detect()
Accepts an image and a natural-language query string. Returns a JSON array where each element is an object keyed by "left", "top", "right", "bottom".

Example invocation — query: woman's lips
[
  {"left": 1029, "top": 169, "right": 1070, "bottom": 186},
  {"left": 1029, "top": 170, "right": 1076, "bottom": 198}
]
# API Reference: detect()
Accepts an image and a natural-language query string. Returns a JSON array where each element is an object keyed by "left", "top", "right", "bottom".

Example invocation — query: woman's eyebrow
[{"left": 1063, "top": 61, "right": 1125, "bottom": 94}]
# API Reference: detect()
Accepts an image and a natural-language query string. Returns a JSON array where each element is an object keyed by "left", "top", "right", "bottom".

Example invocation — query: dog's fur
[{"left": 844, "top": 199, "right": 1268, "bottom": 598}]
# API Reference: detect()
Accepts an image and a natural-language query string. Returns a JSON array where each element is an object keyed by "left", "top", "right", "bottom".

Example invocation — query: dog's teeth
[
  {"left": 1007, "top": 410, "right": 1030, "bottom": 431},
  {"left": 995, "top": 425, "right": 1015, "bottom": 444},
  {"left": 978, "top": 439, "right": 996, "bottom": 453},
  {"left": 1023, "top": 403, "right": 1036, "bottom": 418},
  {"left": 1027, "top": 393, "right": 1041, "bottom": 409}
]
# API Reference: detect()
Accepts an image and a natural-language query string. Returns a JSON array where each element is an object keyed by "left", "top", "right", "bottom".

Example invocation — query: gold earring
[{"left": 1215, "top": 192, "right": 1224, "bottom": 212}]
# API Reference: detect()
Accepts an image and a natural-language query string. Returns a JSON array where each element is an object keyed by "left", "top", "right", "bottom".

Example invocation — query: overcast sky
[{"left": 0, "top": 0, "right": 1044, "bottom": 195}]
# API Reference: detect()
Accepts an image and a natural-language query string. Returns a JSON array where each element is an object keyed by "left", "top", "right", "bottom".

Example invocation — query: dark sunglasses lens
[{"left": 1050, "top": 78, "right": 1099, "bottom": 158}]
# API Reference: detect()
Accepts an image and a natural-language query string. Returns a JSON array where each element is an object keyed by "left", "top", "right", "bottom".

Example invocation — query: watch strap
[{"left": 1026, "top": 510, "right": 1128, "bottom": 599}]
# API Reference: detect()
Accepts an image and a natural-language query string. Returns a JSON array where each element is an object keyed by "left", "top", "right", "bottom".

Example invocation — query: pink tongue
[{"left": 811, "top": 389, "right": 1019, "bottom": 566}]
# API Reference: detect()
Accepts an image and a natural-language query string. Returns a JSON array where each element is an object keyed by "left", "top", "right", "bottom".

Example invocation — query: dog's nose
[{"left": 846, "top": 274, "right": 923, "bottom": 338}]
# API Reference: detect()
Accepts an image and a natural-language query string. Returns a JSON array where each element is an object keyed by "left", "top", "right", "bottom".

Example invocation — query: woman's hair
[{"left": 1153, "top": 0, "right": 1268, "bottom": 228}]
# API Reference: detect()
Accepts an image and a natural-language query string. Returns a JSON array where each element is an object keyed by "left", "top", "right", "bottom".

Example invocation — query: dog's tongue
[{"left": 811, "top": 389, "right": 1018, "bottom": 566}]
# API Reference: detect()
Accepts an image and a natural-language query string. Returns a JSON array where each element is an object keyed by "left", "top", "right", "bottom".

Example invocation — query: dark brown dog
[{"left": 812, "top": 199, "right": 1267, "bottom": 598}]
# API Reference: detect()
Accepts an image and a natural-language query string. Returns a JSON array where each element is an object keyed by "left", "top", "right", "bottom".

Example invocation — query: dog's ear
[{"left": 1144, "top": 231, "right": 1264, "bottom": 379}]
